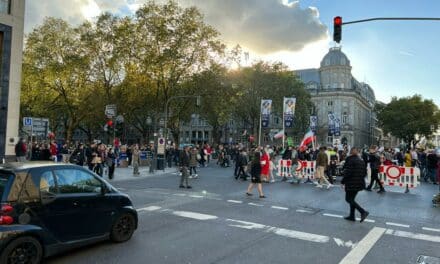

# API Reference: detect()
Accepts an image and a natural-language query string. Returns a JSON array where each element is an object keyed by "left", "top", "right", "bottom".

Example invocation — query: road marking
[
  {"left": 339, "top": 227, "right": 386, "bottom": 264},
  {"left": 248, "top": 202, "right": 264, "bottom": 207},
  {"left": 422, "top": 227, "right": 440, "bottom": 233},
  {"left": 271, "top": 206, "right": 289, "bottom": 210},
  {"left": 386, "top": 229, "right": 440, "bottom": 243},
  {"left": 355, "top": 217, "right": 375, "bottom": 223},
  {"left": 334, "top": 238, "right": 357, "bottom": 249},
  {"left": 189, "top": 195, "right": 204, "bottom": 198},
  {"left": 137, "top": 206, "right": 162, "bottom": 212},
  {"left": 172, "top": 211, "right": 218, "bottom": 220},
  {"left": 226, "top": 219, "right": 329, "bottom": 243},
  {"left": 323, "top": 213, "right": 343, "bottom": 218},
  {"left": 227, "top": 200, "right": 243, "bottom": 204},
  {"left": 173, "top": 193, "right": 187, "bottom": 197},
  {"left": 386, "top": 222, "right": 410, "bottom": 228},
  {"left": 296, "top": 209, "right": 314, "bottom": 213}
]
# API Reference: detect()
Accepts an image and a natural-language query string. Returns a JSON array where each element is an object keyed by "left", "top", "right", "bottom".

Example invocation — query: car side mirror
[
  {"left": 100, "top": 184, "right": 109, "bottom": 196},
  {"left": 40, "top": 190, "right": 57, "bottom": 205}
]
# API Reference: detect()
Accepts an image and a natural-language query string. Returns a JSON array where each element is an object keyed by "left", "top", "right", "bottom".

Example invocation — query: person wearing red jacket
[
  {"left": 260, "top": 147, "right": 271, "bottom": 182},
  {"left": 50, "top": 140, "right": 58, "bottom": 162}
]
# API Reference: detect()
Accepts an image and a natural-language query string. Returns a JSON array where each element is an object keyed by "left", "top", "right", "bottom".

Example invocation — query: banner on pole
[
  {"left": 283, "top": 97, "right": 296, "bottom": 128},
  {"left": 328, "top": 112, "right": 335, "bottom": 136},
  {"left": 310, "top": 115, "right": 317, "bottom": 133},
  {"left": 261, "top": 99, "right": 272, "bottom": 128},
  {"left": 334, "top": 117, "right": 341, "bottom": 136}
]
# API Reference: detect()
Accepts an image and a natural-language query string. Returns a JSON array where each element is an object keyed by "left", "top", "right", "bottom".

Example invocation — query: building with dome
[{"left": 295, "top": 47, "right": 381, "bottom": 147}]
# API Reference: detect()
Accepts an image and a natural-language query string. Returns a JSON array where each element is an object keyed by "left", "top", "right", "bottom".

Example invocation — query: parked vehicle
[{"left": 0, "top": 162, "right": 138, "bottom": 264}]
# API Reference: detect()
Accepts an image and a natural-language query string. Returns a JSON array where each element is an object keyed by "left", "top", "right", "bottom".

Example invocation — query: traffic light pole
[{"left": 341, "top": 17, "right": 440, "bottom": 25}]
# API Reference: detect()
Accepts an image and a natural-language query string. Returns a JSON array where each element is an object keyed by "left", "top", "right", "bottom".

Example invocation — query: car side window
[
  {"left": 54, "top": 169, "right": 102, "bottom": 194},
  {"left": 39, "top": 170, "right": 57, "bottom": 194}
]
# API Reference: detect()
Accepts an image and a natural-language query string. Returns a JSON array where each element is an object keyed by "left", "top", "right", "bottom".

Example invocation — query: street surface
[{"left": 47, "top": 163, "right": 440, "bottom": 264}]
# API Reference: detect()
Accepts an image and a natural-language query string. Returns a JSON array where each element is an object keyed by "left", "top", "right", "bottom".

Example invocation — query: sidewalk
[{"left": 108, "top": 165, "right": 177, "bottom": 182}]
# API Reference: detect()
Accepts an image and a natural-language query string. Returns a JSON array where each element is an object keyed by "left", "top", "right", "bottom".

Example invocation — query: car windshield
[{"left": 0, "top": 172, "right": 13, "bottom": 200}]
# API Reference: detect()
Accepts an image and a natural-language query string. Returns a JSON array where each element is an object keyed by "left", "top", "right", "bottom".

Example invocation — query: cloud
[
  {"left": 171, "top": 0, "right": 328, "bottom": 54},
  {"left": 398, "top": 50, "right": 415, "bottom": 57},
  {"left": 25, "top": 0, "right": 328, "bottom": 55}
]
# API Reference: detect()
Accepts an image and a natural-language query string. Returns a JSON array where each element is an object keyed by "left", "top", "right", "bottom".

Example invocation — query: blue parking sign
[{"left": 23, "top": 117, "right": 32, "bottom": 126}]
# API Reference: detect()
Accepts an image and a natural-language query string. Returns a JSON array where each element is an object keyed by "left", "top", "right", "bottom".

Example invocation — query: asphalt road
[{"left": 47, "top": 163, "right": 440, "bottom": 264}]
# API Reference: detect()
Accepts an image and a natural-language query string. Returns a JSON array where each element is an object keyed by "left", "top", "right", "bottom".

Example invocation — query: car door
[
  {"left": 37, "top": 168, "right": 87, "bottom": 242},
  {"left": 52, "top": 167, "right": 116, "bottom": 237}
]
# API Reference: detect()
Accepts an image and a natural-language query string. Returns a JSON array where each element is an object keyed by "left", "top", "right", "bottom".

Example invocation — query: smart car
[{"left": 0, "top": 162, "right": 138, "bottom": 264}]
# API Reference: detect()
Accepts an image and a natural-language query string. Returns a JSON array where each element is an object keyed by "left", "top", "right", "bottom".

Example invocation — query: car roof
[{"left": 0, "top": 162, "right": 74, "bottom": 172}]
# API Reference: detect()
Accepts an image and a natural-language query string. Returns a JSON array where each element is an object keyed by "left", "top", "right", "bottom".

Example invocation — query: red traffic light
[
  {"left": 107, "top": 120, "right": 113, "bottom": 127},
  {"left": 334, "top": 16, "right": 342, "bottom": 26}
]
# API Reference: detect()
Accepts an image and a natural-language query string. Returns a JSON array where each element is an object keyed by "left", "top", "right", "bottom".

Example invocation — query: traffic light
[{"left": 333, "top": 16, "right": 342, "bottom": 43}]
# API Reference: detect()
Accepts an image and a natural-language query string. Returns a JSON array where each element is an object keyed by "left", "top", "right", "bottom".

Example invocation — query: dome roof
[{"left": 320, "top": 47, "right": 350, "bottom": 67}]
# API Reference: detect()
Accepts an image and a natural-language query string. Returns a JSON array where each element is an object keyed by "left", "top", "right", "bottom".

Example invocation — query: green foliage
[{"left": 376, "top": 95, "right": 440, "bottom": 145}]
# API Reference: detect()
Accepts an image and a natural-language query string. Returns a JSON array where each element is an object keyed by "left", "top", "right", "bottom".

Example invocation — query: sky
[{"left": 24, "top": 0, "right": 440, "bottom": 106}]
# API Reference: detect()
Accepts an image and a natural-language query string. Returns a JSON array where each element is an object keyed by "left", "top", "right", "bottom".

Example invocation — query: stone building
[
  {"left": 295, "top": 47, "right": 381, "bottom": 148},
  {"left": 0, "top": 0, "right": 25, "bottom": 160}
]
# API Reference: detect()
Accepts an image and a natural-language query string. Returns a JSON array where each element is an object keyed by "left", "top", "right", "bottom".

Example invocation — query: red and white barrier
[
  {"left": 277, "top": 159, "right": 293, "bottom": 177},
  {"left": 295, "top": 160, "right": 316, "bottom": 179},
  {"left": 367, "top": 165, "right": 420, "bottom": 189}
]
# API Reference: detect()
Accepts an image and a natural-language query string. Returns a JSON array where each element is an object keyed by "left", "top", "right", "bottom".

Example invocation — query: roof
[
  {"left": 295, "top": 68, "right": 320, "bottom": 84},
  {"left": 0, "top": 162, "right": 74, "bottom": 171},
  {"left": 320, "top": 47, "right": 350, "bottom": 67}
]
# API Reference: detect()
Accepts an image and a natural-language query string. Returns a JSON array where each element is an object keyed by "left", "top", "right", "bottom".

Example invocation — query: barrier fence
[
  {"left": 278, "top": 160, "right": 420, "bottom": 192},
  {"left": 367, "top": 165, "right": 420, "bottom": 190}
]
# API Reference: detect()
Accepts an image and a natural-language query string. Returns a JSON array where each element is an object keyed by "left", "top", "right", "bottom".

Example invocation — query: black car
[{"left": 0, "top": 162, "right": 138, "bottom": 264}]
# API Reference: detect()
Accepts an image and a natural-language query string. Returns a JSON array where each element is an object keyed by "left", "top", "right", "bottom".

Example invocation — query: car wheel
[
  {"left": 110, "top": 213, "right": 136, "bottom": 243},
  {"left": 0, "top": 236, "right": 43, "bottom": 264}
]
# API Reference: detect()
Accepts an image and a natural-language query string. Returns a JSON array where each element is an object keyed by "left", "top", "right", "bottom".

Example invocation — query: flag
[
  {"left": 261, "top": 99, "right": 272, "bottom": 128},
  {"left": 283, "top": 97, "right": 296, "bottom": 128},
  {"left": 273, "top": 130, "right": 285, "bottom": 139},
  {"left": 328, "top": 112, "right": 335, "bottom": 136},
  {"left": 334, "top": 117, "right": 341, "bottom": 136},
  {"left": 299, "top": 128, "right": 315, "bottom": 148},
  {"left": 310, "top": 115, "right": 317, "bottom": 132}
]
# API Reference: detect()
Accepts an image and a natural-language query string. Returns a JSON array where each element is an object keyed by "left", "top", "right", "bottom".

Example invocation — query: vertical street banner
[
  {"left": 261, "top": 99, "right": 272, "bottom": 128},
  {"left": 310, "top": 115, "right": 318, "bottom": 133},
  {"left": 334, "top": 117, "right": 341, "bottom": 136},
  {"left": 328, "top": 112, "right": 335, "bottom": 136},
  {"left": 283, "top": 97, "right": 296, "bottom": 128}
]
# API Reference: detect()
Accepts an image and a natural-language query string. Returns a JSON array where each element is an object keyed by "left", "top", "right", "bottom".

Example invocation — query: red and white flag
[
  {"left": 299, "top": 128, "right": 315, "bottom": 148},
  {"left": 273, "top": 130, "right": 285, "bottom": 139}
]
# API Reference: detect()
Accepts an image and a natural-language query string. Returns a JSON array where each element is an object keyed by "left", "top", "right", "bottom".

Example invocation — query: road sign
[
  {"left": 105, "top": 104, "right": 117, "bottom": 118},
  {"left": 157, "top": 137, "right": 165, "bottom": 155},
  {"left": 22, "top": 118, "right": 50, "bottom": 138},
  {"left": 23, "top": 117, "right": 32, "bottom": 127}
]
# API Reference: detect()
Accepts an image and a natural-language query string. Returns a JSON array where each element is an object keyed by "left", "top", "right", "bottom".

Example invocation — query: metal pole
[
  {"left": 258, "top": 109, "right": 262, "bottom": 147},
  {"left": 282, "top": 98, "right": 285, "bottom": 150},
  {"left": 342, "top": 17, "right": 440, "bottom": 25}
]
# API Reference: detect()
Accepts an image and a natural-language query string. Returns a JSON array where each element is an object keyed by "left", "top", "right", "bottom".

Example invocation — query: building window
[
  {"left": 327, "top": 136, "right": 333, "bottom": 144},
  {"left": 0, "top": 0, "right": 10, "bottom": 14},
  {"left": 341, "top": 57, "right": 346, "bottom": 65},
  {"left": 328, "top": 101, "right": 333, "bottom": 106},
  {"left": 325, "top": 59, "right": 330, "bottom": 66},
  {"left": 342, "top": 112, "right": 348, "bottom": 124}
]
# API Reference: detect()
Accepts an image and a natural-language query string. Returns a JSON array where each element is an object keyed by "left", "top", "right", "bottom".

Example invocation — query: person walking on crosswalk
[
  {"left": 246, "top": 152, "right": 265, "bottom": 198},
  {"left": 341, "top": 147, "right": 369, "bottom": 223}
]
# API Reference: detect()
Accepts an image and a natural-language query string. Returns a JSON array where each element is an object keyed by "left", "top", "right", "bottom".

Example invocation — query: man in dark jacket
[
  {"left": 341, "top": 147, "right": 369, "bottom": 222},
  {"left": 366, "top": 145, "right": 385, "bottom": 193}
]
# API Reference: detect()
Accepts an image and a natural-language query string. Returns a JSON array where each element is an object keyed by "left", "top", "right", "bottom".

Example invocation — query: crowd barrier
[
  {"left": 277, "top": 160, "right": 316, "bottom": 180},
  {"left": 367, "top": 165, "right": 420, "bottom": 192}
]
